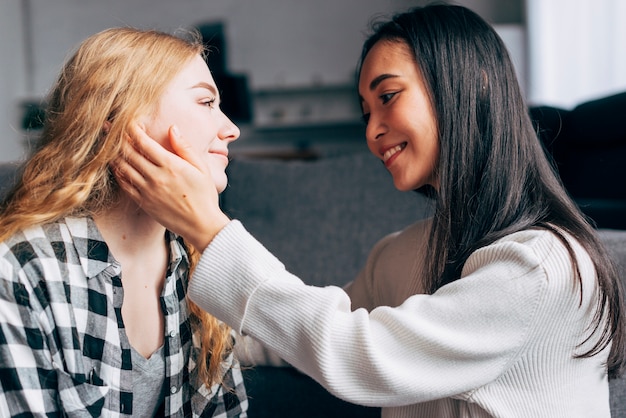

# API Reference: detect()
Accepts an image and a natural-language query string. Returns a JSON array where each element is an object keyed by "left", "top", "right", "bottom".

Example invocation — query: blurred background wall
[
  {"left": 0, "top": 0, "right": 525, "bottom": 162},
  {"left": 1, "top": 0, "right": 623, "bottom": 163}
]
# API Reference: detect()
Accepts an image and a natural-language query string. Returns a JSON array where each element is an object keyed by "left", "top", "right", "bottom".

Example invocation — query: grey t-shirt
[{"left": 131, "top": 345, "right": 166, "bottom": 416}]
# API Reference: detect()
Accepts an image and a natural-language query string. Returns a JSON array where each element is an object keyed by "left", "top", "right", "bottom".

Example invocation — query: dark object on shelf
[
  {"left": 212, "top": 73, "right": 252, "bottom": 124},
  {"left": 21, "top": 100, "right": 45, "bottom": 131},
  {"left": 196, "top": 21, "right": 252, "bottom": 124}
]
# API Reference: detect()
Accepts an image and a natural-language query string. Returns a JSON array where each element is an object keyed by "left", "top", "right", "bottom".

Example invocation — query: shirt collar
[{"left": 64, "top": 216, "right": 189, "bottom": 279}]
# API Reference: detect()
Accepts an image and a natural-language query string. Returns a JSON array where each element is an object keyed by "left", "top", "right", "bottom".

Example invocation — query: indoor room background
[{"left": 0, "top": 0, "right": 624, "bottom": 162}]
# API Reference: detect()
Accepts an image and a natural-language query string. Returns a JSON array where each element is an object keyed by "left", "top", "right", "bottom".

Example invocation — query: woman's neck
[
  {"left": 93, "top": 193, "right": 169, "bottom": 278},
  {"left": 93, "top": 192, "right": 169, "bottom": 358}
]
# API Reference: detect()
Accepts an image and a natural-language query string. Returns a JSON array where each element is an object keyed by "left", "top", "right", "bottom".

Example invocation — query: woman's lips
[
  {"left": 210, "top": 151, "right": 229, "bottom": 165},
  {"left": 382, "top": 142, "right": 407, "bottom": 167}
]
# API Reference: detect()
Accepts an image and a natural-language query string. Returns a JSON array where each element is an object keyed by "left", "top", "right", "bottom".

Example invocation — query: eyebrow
[
  {"left": 368, "top": 74, "right": 399, "bottom": 91},
  {"left": 191, "top": 81, "right": 219, "bottom": 97},
  {"left": 359, "top": 73, "right": 400, "bottom": 102}
]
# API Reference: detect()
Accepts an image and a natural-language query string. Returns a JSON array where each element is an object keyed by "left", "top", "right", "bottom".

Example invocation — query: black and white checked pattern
[{"left": 0, "top": 217, "right": 247, "bottom": 417}]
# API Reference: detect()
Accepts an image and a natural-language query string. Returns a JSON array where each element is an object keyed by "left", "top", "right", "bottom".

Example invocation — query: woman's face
[
  {"left": 358, "top": 40, "right": 439, "bottom": 191},
  {"left": 143, "top": 54, "right": 240, "bottom": 193}
]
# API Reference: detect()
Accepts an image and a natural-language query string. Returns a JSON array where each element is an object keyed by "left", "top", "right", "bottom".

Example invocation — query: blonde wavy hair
[{"left": 0, "top": 27, "right": 233, "bottom": 388}]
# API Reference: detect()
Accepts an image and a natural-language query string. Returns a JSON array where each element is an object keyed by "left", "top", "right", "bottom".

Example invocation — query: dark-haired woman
[{"left": 116, "top": 5, "right": 625, "bottom": 416}]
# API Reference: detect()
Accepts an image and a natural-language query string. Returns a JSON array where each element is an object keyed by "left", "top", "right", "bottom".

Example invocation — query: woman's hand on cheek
[{"left": 113, "top": 123, "right": 230, "bottom": 251}]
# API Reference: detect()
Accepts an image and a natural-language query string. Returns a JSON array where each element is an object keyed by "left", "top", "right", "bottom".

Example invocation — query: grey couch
[{"left": 1, "top": 151, "right": 625, "bottom": 417}]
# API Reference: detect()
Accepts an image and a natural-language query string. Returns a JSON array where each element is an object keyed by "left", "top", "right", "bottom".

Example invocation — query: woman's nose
[
  {"left": 365, "top": 114, "right": 386, "bottom": 143},
  {"left": 220, "top": 113, "right": 240, "bottom": 143}
]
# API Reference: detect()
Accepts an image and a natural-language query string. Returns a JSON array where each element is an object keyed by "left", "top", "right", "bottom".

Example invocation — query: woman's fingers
[
  {"left": 168, "top": 125, "right": 205, "bottom": 171},
  {"left": 117, "top": 124, "right": 183, "bottom": 193},
  {"left": 127, "top": 123, "right": 168, "bottom": 168},
  {"left": 113, "top": 141, "right": 143, "bottom": 199},
  {"left": 111, "top": 129, "right": 152, "bottom": 198}
]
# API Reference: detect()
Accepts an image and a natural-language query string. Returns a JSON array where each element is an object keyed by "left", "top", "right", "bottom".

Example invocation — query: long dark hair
[{"left": 358, "top": 4, "right": 625, "bottom": 378}]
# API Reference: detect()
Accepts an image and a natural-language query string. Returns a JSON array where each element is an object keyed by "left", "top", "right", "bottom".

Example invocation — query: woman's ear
[{"left": 102, "top": 120, "right": 111, "bottom": 135}]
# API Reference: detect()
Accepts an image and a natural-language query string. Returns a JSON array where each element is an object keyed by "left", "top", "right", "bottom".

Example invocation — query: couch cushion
[
  {"left": 585, "top": 230, "right": 626, "bottom": 417},
  {"left": 559, "top": 92, "right": 626, "bottom": 201},
  {"left": 611, "top": 376, "right": 626, "bottom": 418},
  {"left": 564, "top": 92, "right": 626, "bottom": 146},
  {"left": 529, "top": 93, "right": 626, "bottom": 228}
]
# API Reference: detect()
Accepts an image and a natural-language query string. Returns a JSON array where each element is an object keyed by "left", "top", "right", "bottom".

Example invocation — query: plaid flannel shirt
[{"left": 0, "top": 216, "right": 248, "bottom": 417}]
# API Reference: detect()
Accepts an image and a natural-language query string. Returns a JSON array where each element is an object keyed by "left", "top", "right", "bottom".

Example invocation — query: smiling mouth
[
  {"left": 382, "top": 143, "right": 407, "bottom": 164},
  {"left": 210, "top": 151, "right": 229, "bottom": 163},
  {"left": 209, "top": 149, "right": 228, "bottom": 156}
]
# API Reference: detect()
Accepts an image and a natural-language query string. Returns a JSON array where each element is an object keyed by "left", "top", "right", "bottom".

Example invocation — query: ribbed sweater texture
[{"left": 189, "top": 220, "right": 610, "bottom": 417}]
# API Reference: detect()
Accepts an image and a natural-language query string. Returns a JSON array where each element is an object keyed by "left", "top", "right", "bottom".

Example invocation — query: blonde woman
[{"left": 0, "top": 27, "right": 247, "bottom": 417}]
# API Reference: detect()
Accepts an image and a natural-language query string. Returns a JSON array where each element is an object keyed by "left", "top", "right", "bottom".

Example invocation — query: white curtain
[{"left": 526, "top": 0, "right": 626, "bottom": 109}]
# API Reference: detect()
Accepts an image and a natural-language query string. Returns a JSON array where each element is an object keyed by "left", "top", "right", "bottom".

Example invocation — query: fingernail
[{"left": 172, "top": 125, "right": 180, "bottom": 138}]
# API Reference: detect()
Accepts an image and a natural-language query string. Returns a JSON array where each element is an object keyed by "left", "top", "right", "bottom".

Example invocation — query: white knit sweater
[{"left": 188, "top": 219, "right": 611, "bottom": 417}]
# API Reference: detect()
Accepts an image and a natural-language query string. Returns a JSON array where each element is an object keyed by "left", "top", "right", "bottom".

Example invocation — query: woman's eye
[
  {"left": 381, "top": 92, "right": 396, "bottom": 104},
  {"left": 202, "top": 98, "right": 216, "bottom": 108}
]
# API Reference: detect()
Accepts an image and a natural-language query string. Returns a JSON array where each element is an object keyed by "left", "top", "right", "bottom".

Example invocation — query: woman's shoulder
[
  {"left": 0, "top": 216, "right": 98, "bottom": 276},
  {"left": 492, "top": 227, "right": 589, "bottom": 263},
  {"left": 363, "top": 218, "right": 433, "bottom": 298},
  {"left": 1, "top": 218, "right": 72, "bottom": 253},
  {"left": 373, "top": 217, "right": 433, "bottom": 255},
  {"left": 364, "top": 218, "right": 433, "bottom": 272},
  {"left": 465, "top": 227, "right": 593, "bottom": 288}
]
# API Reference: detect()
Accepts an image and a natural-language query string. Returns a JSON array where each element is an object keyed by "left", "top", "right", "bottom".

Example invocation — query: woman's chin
[
  {"left": 393, "top": 178, "right": 416, "bottom": 192},
  {"left": 392, "top": 173, "right": 430, "bottom": 192},
  {"left": 213, "top": 173, "right": 228, "bottom": 194}
]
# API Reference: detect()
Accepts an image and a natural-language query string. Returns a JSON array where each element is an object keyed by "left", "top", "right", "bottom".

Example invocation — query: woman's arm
[
  {"left": 0, "top": 307, "right": 55, "bottom": 415},
  {"left": 0, "top": 263, "right": 90, "bottom": 416},
  {"left": 188, "top": 221, "right": 546, "bottom": 407}
]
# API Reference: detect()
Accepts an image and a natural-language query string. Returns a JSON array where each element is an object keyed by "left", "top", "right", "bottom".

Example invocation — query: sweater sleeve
[{"left": 188, "top": 220, "right": 548, "bottom": 407}]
